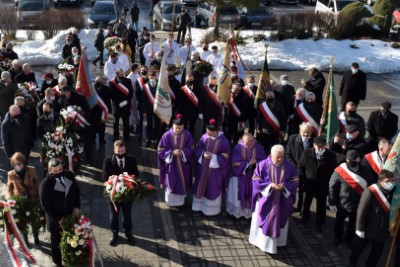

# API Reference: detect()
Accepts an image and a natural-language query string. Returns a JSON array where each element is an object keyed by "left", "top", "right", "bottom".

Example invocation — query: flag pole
[
  {"left": 171, "top": 0, "right": 176, "bottom": 33},
  {"left": 386, "top": 209, "right": 400, "bottom": 267},
  {"left": 319, "top": 56, "right": 335, "bottom": 136}
]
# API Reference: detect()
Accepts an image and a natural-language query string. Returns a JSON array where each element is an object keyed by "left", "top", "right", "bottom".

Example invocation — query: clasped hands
[
  {"left": 203, "top": 151, "right": 213, "bottom": 159},
  {"left": 173, "top": 149, "right": 183, "bottom": 157},
  {"left": 271, "top": 183, "right": 284, "bottom": 191}
]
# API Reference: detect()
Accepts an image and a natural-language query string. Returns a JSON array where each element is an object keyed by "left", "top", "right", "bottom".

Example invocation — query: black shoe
[
  {"left": 91, "top": 61, "right": 97, "bottom": 66},
  {"left": 126, "top": 234, "right": 136, "bottom": 245},
  {"left": 100, "top": 139, "right": 107, "bottom": 144},
  {"left": 333, "top": 238, "right": 342, "bottom": 247},
  {"left": 109, "top": 235, "right": 118, "bottom": 246},
  {"left": 100, "top": 62, "right": 105, "bottom": 67},
  {"left": 316, "top": 223, "right": 325, "bottom": 232}
]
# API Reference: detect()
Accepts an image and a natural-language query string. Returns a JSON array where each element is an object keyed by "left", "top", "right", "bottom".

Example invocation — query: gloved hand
[
  {"left": 119, "top": 100, "right": 128, "bottom": 108},
  {"left": 356, "top": 230, "right": 365, "bottom": 238},
  {"left": 198, "top": 113, "right": 203, "bottom": 120},
  {"left": 328, "top": 205, "right": 337, "bottom": 212}
]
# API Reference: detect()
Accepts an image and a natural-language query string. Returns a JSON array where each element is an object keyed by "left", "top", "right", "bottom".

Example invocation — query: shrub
[
  {"left": 391, "top": 42, "right": 400, "bottom": 48},
  {"left": 36, "top": 9, "right": 85, "bottom": 39},
  {"left": 26, "top": 30, "right": 38, "bottom": 41},
  {"left": 0, "top": 7, "right": 18, "bottom": 40},
  {"left": 370, "top": 0, "right": 400, "bottom": 35}
]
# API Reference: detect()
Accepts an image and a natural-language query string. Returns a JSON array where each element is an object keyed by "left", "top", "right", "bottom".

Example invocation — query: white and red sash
[
  {"left": 295, "top": 103, "right": 319, "bottom": 135},
  {"left": 53, "top": 85, "right": 61, "bottom": 97},
  {"left": 111, "top": 78, "right": 129, "bottom": 96},
  {"left": 230, "top": 94, "right": 241, "bottom": 118},
  {"left": 364, "top": 151, "right": 383, "bottom": 175},
  {"left": 259, "top": 102, "right": 281, "bottom": 138},
  {"left": 137, "top": 77, "right": 146, "bottom": 91},
  {"left": 335, "top": 163, "right": 367, "bottom": 195},
  {"left": 338, "top": 111, "right": 347, "bottom": 132},
  {"left": 369, "top": 184, "right": 390, "bottom": 214},
  {"left": 182, "top": 85, "right": 198, "bottom": 107},
  {"left": 143, "top": 84, "right": 155, "bottom": 106},
  {"left": 204, "top": 85, "right": 221, "bottom": 111},
  {"left": 242, "top": 86, "right": 255, "bottom": 100}
]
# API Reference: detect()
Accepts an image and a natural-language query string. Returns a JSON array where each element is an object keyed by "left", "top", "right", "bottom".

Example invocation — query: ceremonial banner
[
  {"left": 325, "top": 72, "right": 340, "bottom": 143},
  {"left": 387, "top": 133, "right": 400, "bottom": 232},
  {"left": 154, "top": 57, "right": 172, "bottom": 124},
  {"left": 217, "top": 40, "right": 232, "bottom": 106},
  {"left": 254, "top": 49, "right": 271, "bottom": 109}
]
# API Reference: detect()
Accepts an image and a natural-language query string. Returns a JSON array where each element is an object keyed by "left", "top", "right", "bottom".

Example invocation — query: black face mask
[
  {"left": 168, "top": 75, "right": 174, "bottom": 79},
  {"left": 95, "top": 82, "right": 102, "bottom": 88},
  {"left": 203, "top": 47, "right": 208, "bottom": 51},
  {"left": 348, "top": 110, "right": 356, "bottom": 115},
  {"left": 116, "top": 153, "right": 125, "bottom": 159},
  {"left": 141, "top": 71, "right": 148, "bottom": 76},
  {"left": 51, "top": 172, "right": 62, "bottom": 179},
  {"left": 347, "top": 161, "right": 358, "bottom": 168},
  {"left": 7, "top": 49, "right": 11, "bottom": 52},
  {"left": 186, "top": 81, "right": 194, "bottom": 86},
  {"left": 13, "top": 114, "right": 21, "bottom": 120},
  {"left": 44, "top": 111, "right": 51, "bottom": 116},
  {"left": 267, "top": 98, "right": 274, "bottom": 103}
]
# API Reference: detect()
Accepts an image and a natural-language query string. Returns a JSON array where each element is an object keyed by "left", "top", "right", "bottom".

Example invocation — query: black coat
[
  {"left": 94, "top": 30, "right": 105, "bottom": 50},
  {"left": 367, "top": 110, "right": 398, "bottom": 144},
  {"left": 285, "top": 134, "right": 314, "bottom": 166},
  {"left": 331, "top": 134, "right": 368, "bottom": 157},
  {"left": 1, "top": 112, "right": 34, "bottom": 158},
  {"left": 298, "top": 148, "right": 338, "bottom": 197},
  {"left": 142, "top": 83, "right": 157, "bottom": 114},
  {"left": 134, "top": 77, "right": 148, "bottom": 113},
  {"left": 176, "top": 12, "right": 191, "bottom": 28},
  {"left": 340, "top": 112, "right": 366, "bottom": 138},
  {"left": 339, "top": 69, "right": 367, "bottom": 107},
  {"left": 14, "top": 72, "right": 37, "bottom": 85},
  {"left": 109, "top": 77, "right": 134, "bottom": 116},
  {"left": 36, "top": 98, "right": 61, "bottom": 117},
  {"left": 226, "top": 91, "right": 250, "bottom": 126},
  {"left": 356, "top": 183, "right": 394, "bottom": 243},
  {"left": 328, "top": 164, "right": 373, "bottom": 213},
  {"left": 39, "top": 171, "right": 81, "bottom": 230},
  {"left": 304, "top": 71, "right": 325, "bottom": 106},
  {"left": 0, "top": 82, "right": 17, "bottom": 120},
  {"left": 257, "top": 100, "right": 287, "bottom": 136},
  {"left": 102, "top": 155, "right": 139, "bottom": 181},
  {"left": 58, "top": 91, "right": 90, "bottom": 116},
  {"left": 90, "top": 84, "right": 112, "bottom": 124},
  {"left": 62, "top": 43, "right": 74, "bottom": 60},
  {"left": 275, "top": 84, "right": 295, "bottom": 113},
  {"left": 37, "top": 113, "right": 63, "bottom": 138},
  {"left": 292, "top": 102, "right": 323, "bottom": 136},
  {"left": 198, "top": 85, "right": 220, "bottom": 123},
  {"left": 40, "top": 79, "right": 58, "bottom": 97},
  {"left": 176, "top": 85, "right": 199, "bottom": 119},
  {"left": 130, "top": 6, "right": 139, "bottom": 20}
]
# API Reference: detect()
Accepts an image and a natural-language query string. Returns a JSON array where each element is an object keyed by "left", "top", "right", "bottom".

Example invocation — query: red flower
[{"left": 146, "top": 184, "right": 154, "bottom": 190}]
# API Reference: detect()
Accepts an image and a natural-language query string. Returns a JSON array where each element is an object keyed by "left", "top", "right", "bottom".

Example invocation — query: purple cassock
[
  {"left": 252, "top": 157, "right": 299, "bottom": 238},
  {"left": 193, "top": 132, "right": 231, "bottom": 200},
  {"left": 230, "top": 141, "right": 267, "bottom": 209},
  {"left": 157, "top": 128, "right": 194, "bottom": 195}
]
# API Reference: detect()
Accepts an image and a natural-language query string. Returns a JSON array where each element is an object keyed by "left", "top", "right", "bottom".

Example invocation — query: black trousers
[
  {"left": 94, "top": 122, "right": 106, "bottom": 141},
  {"left": 296, "top": 177, "right": 305, "bottom": 213},
  {"left": 177, "top": 26, "right": 187, "bottom": 45},
  {"left": 184, "top": 114, "right": 197, "bottom": 137},
  {"left": 302, "top": 191, "right": 327, "bottom": 225},
  {"left": 48, "top": 220, "right": 62, "bottom": 265},
  {"left": 92, "top": 48, "right": 104, "bottom": 64},
  {"left": 349, "top": 236, "right": 385, "bottom": 267},
  {"left": 334, "top": 208, "right": 356, "bottom": 244},
  {"left": 146, "top": 112, "right": 161, "bottom": 142},
  {"left": 113, "top": 111, "right": 130, "bottom": 139},
  {"left": 109, "top": 201, "right": 133, "bottom": 236}
]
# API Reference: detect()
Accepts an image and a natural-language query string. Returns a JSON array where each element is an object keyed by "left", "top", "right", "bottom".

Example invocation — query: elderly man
[
  {"left": 361, "top": 138, "right": 392, "bottom": 182},
  {"left": 292, "top": 91, "right": 323, "bottom": 137},
  {"left": 15, "top": 63, "right": 37, "bottom": 85},
  {"left": 104, "top": 52, "right": 125, "bottom": 81},
  {"left": 1, "top": 105, "right": 34, "bottom": 160},
  {"left": 66, "top": 46, "right": 79, "bottom": 66},
  {"left": 366, "top": 101, "right": 398, "bottom": 151},
  {"left": 339, "top": 62, "right": 367, "bottom": 111},
  {"left": 192, "top": 118, "right": 231, "bottom": 216},
  {"left": 143, "top": 34, "right": 161, "bottom": 67},
  {"left": 298, "top": 136, "right": 337, "bottom": 230},
  {"left": 157, "top": 114, "right": 194, "bottom": 207},
  {"left": 9, "top": 59, "right": 22, "bottom": 83},
  {"left": 332, "top": 124, "right": 368, "bottom": 158},
  {"left": 37, "top": 101, "right": 62, "bottom": 138},
  {"left": 249, "top": 144, "right": 298, "bottom": 254},
  {"left": 275, "top": 74, "right": 295, "bottom": 113},
  {"left": 0, "top": 71, "right": 17, "bottom": 121},
  {"left": 226, "top": 133, "right": 266, "bottom": 219},
  {"left": 52, "top": 76, "right": 68, "bottom": 98},
  {"left": 286, "top": 122, "right": 314, "bottom": 213},
  {"left": 3, "top": 42, "right": 18, "bottom": 61},
  {"left": 62, "top": 35, "right": 74, "bottom": 61},
  {"left": 301, "top": 67, "right": 325, "bottom": 106}
]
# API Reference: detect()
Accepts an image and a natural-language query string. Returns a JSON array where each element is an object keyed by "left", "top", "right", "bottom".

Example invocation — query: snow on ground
[{"left": 12, "top": 28, "right": 400, "bottom": 73}]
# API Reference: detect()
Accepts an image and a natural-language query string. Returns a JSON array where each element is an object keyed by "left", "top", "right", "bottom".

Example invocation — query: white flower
[
  {"left": 48, "top": 141, "right": 56, "bottom": 148},
  {"left": 26, "top": 211, "right": 30, "bottom": 216},
  {"left": 3, "top": 207, "right": 10, "bottom": 212},
  {"left": 78, "top": 239, "right": 85, "bottom": 246},
  {"left": 14, "top": 218, "right": 20, "bottom": 223},
  {"left": 106, "top": 184, "right": 112, "bottom": 191},
  {"left": 11, "top": 209, "right": 17, "bottom": 215},
  {"left": 75, "top": 250, "right": 82, "bottom": 256},
  {"left": 0, "top": 220, "right": 3, "bottom": 225},
  {"left": 70, "top": 241, "right": 78, "bottom": 248},
  {"left": 56, "top": 126, "right": 63, "bottom": 132},
  {"left": 73, "top": 235, "right": 79, "bottom": 241}
]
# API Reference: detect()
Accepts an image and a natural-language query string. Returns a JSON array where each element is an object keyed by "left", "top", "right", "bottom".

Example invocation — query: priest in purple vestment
[
  {"left": 158, "top": 114, "right": 194, "bottom": 207},
  {"left": 249, "top": 144, "right": 299, "bottom": 254},
  {"left": 192, "top": 118, "right": 231, "bottom": 216},
  {"left": 226, "top": 133, "right": 267, "bottom": 219}
]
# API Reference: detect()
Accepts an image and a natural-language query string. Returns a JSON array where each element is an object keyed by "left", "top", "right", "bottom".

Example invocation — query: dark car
[
  {"left": 87, "top": 0, "right": 117, "bottom": 29},
  {"left": 195, "top": 2, "right": 242, "bottom": 28},
  {"left": 152, "top": 1, "right": 183, "bottom": 31},
  {"left": 240, "top": 5, "right": 274, "bottom": 29},
  {"left": 54, "top": 0, "right": 82, "bottom": 7}
]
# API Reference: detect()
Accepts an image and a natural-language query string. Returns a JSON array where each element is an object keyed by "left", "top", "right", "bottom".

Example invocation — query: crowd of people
[{"left": 0, "top": 16, "right": 399, "bottom": 266}]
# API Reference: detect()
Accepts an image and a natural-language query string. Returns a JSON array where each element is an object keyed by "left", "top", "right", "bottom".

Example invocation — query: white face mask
[
  {"left": 382, "top": 181, "right": 395, "bottom": 191},
  {"left": 46, "top": 80, "right": 52, "bottom": 84},
  {"left": 248, "top": 83, "right": 254, "bottom": 88},
  {"left": 149, "top": 79, "right": 157, "bottom": 87},
  {"left": 14, "top": 165, "right": 24, "bottom": 172},
  {"left": 281, "top": 80, "right": 289, "bottom": 86},
  {"left": 50, "top": 96, "right": 55, "bottom": 101},
  {"left": 351, "top": 68, "right": 358, "bottom": 74},
  {"left": 346, "top": 132, "right": 353, "bottom": 141},
  {"left": 315, "top": 148, "right": 325, "bottom": 155}
]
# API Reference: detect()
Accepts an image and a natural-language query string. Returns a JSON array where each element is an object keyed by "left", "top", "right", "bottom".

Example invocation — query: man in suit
[
  {"left": 301, "top": 67, "right": 325, "bottom": 106},
  {"left": 286, "top": 122, "right": 314, "bottom": 213},
  {"left": 37, "top": 101, "right": 62, "bottom": 138},
  {"left": 109, "top": 68, "right": 134, "bottom": 141},
  {"left": 339, "top": 62, "right": 367, "bottom": 111},
  {"left": 102, "top": 140, "right": 139, "bottom": 246},
  {"left": 366, "top": 101, "right": 398, "bottom": 151},
  {"left": 37, "top": 87, "right": 60, "bottom": 117},
  {"left": 298, "top": 136, "right": 338, "bottom": 230},
  {"left": 40, "top": 158, "right": 81, "bottom": 267}
]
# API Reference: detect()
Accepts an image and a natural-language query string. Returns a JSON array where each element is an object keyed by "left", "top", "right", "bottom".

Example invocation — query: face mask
[
  {"left": 13, "top": 114, "right": 21, "bottom": 120},
  {"left": 267, "top": 98, "right": 274, "bottom": 103},
  {"left": 51, "top": 172, "right": 62, "bottom": 179},
  {"left": 348, "top": 110, "right": 356, "bottom": 115},
  {"left": 382, "top": 182, "right": 395, "bottom": 191},
  {"left": 7, "top": 49, "right": 11, "bottom": 52},
  {"left": 50, "top": 96, "right": 55, "bottom": 101},
  {"left": 46, "top": 80, "right": 52, "bottom": 84},
  {"left": 111, "top": 58, "right": 118, "bottom": 64},
  {"left": 347, "top": 160, "right": 358, "bottom": 168},
  {"left": 315, "top": 149, "right": 325, "bottom": 156},
  {"left": 66, "top": 41, "right": 72, "bottom": 45},
  {"left": 186, "top": 80, "right": 194, "bottom": 86},
  {"left": 149, "top": 79, "right": 157, "bottom": 87},
  {"left": 351, "top": 68, "right": 358, "bottom": 74},
  {"left": 281, "top": 80, "right": 289, "bottom": 86},
  {"left": 14, "top": 165, "right": 24, "bottom": 172},
  {"left": 141, "top": 71, "right": 148, "bottom": 76},
  {"left": 346, "top": 132, "right": 353, "bottom": 141},
  {"left": 44, "top": 111, "right": 51, "bottom": 116},
  {"left": 72, "top": 52, "right": 78, "bottom": 56},
  {"left": 116, "top": 153, "right": 125, "bottom": 159},
  {"left": 203, "top": 47, "right": 208, "bottom": 51},
  {"left": 156, "top": 56, "right": 162, "bottom": 61},
  {"left": 95, "top": 82, "right": 102, "bottom": 88},
  {"left": 248, "top": 83, "right": 254, "bottom": 88},
  {"left": 231, "top": 74, "right": 237, "bottom": 79},
  {"left": 296, "top": 96, "right": 303, "bottom": 101},
  {"left": 190, "top": 56, "right": 195, "bottom": 61}
]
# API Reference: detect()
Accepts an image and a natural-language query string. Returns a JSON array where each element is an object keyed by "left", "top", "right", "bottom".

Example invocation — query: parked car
[
  {"left": 152, "top": 1, "right": 183, "bottom": 31},
  {"left": 299, "top": 0, "right": 316, "bottom": 5},
  {"left": 239, "top": 4, "right": 274, "bottom": 29},
  {"left": 17, "top": 0, "right": 49, "bottom": 29},
  {"left": 261, "top": 0, "right": 276, "bottom": 5},
  {"left": 87, "top": 0, "right": 117, "bottom": 29},
  {"left": 195, "top": 2, "right": 242, "bottom": 28},
  {"left": 54, "top": 0, "right": 83, "bottom": 7},
  {"left": 315, "top": 0, "right": 356, "bottom": 15}
]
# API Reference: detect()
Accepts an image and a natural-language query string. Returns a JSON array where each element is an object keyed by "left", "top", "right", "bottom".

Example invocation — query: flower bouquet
[
  {"left": 60, "top": 215, "right": 100, "bottom": 267},
  {"left": 16, "top": 82, "right": 40, "bottom": 105},
  {"left": 193, "top": 60, "right": 213, "bottom": 77},
  {"left": 60, "top": 106, "right": 90, "bottom": 128},
  {"left": 104, "top": 36, "right": 118, "bottom": 54},
  {"left": 41, "top": 116, "right": 84, "bottom": 173},
  {"left": 57, "top": 63, "right": 75, "bottom": 77},
  {"left": 104, "top": 173, "right": 156, "bottom": 210}
]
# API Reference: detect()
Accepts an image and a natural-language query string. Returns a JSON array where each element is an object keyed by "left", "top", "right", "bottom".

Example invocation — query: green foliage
[
  {"left": 333, "top": 2, "right": 374, "bottom": 39},
  {"left": 391, "top": 42, "right": 400, "bottom": 48},
  {"left": 370, "top": 0, "right": 400, "bottom": 34}
]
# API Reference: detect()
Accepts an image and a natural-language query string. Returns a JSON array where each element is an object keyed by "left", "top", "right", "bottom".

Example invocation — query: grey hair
[
  {"left": 299, "top": 122, "right": 312, "bottom": 131},
  {"left": 378, "top": 139, "right": 391, "bottom": 148},
  {"left": 305, "top": 91, "right": 315, "bottom": 99},
  {"left": 48, "top": 158, "right": 62, "bottom": 170},
  {"left": 271, "top": 144, "right": 285, "bottom": 155},
  {"left": 58, "top": 76, "right": 67, "bottom": 85},
  {"left": 296, "top": 88, "right": 307, "bottom": 95}
]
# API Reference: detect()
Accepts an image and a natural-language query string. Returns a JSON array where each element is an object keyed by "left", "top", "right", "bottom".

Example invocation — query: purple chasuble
[
  {"left": 252, "top": 157, "right": 298, "bottom": 238},
  {"left": 158, "top": 128, "right": 194, "bottom": 194},
  {"left": 230, "top": 141, "right": 266, "bottom": 209},
  {"left": 193, "top": 132, "right": 231, "bottom": 200}
]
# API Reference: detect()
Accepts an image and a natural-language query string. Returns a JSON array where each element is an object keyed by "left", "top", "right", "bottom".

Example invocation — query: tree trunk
[{"left": 213, "top": 7, "right": 220, "bottom": 40}]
